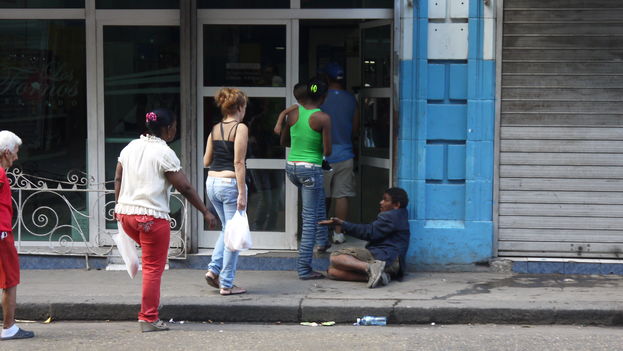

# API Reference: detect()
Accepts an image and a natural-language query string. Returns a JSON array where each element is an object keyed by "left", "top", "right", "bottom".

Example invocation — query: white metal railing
[{"left": 8, "top": 168, "right": 187, "bottom": 259}]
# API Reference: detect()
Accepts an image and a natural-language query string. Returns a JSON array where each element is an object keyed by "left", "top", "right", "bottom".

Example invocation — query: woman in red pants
[{"left": 114, "top": 108, "right": 216, "bottom": 332}]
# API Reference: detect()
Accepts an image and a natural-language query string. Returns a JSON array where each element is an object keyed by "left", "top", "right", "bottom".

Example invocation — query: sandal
[
  {"left": 220, "top": 285, "right": 247, "bottom": 295},
  {"left": 299, "top": 271, "right": 325, "bottom": 280},
  {"left": 205, "top": 271, "right": 220, "bottom": 289}
]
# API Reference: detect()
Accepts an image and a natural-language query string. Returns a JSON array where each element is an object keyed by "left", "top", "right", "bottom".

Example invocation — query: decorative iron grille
[{"left": 8, "top": 168, "right": 187, "bottom": 259}]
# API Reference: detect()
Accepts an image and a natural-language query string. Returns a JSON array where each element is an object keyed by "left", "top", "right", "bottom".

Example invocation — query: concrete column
[
  {"left": 180, "top": 0, "right": 199, "bottom": 253},
  {"left": 398, "top": 0, "right": 496, "bottom": 270}
]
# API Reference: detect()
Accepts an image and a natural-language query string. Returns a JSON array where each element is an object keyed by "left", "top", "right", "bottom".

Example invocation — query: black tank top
[{"left": 210, "top": 122, "right": 239, "bottom": 172}]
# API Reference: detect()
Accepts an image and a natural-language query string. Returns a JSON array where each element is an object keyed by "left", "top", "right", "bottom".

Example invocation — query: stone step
[{"left": 106, "top": 248, "right": 173, "bottom": 271}]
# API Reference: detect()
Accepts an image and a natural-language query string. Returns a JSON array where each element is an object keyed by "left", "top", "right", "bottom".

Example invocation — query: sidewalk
[{"left": 10, "top": 270, "right": 623, "bottom": 326}]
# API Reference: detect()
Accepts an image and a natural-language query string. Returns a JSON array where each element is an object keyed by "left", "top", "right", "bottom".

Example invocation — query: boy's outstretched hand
[{"left": 318, "top": 217, "right": 344, "bottom": 226}]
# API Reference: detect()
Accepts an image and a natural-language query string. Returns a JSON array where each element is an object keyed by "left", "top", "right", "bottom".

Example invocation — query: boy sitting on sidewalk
[
  {"left": 0, "top": 131, "right": 34, "bottom": 340},
  {"left": 319, "top": 187, "right": 410, "bottom": 288}
]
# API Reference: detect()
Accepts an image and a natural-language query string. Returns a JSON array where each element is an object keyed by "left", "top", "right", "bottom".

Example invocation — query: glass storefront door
[
  {"left": 0, "top": 19, "right": 88, "bottom": 244},
  {"left": 97, "top": 12, "right": 182, "bottom": 245},
  {"left": 358, "top": 20, "right": 393, "bottom": 222},
  {"left": 198, "top": 11, "right": 394, "bottom": 250},
  {"left": 101, "top": 25, "right": 181, "bottom": 233},
  {"left": 1, "top": 5, "right": 185, "bottom": 255},
  {"left": 198, "top": 19, "right": 297, "bottom": 250}
]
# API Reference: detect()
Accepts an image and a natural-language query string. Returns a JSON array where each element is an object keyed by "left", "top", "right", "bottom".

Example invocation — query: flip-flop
[
  {"left": 220, "top": 285, "right": 247, "bottom": 295},
  {"left": 299, "top": 271, "right": 325, "bottom": 280},
  {"left": 205, "top": 271, "right": 220, "bottom": 289}
]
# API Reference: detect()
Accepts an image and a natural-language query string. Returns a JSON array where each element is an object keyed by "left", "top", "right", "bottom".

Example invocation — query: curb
[{"left": 14, "top": 301, "right": 623, "bottom": 326}]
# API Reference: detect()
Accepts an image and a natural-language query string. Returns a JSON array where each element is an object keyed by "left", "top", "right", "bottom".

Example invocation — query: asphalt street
[{"left": 1, "top": 322, "right": 622, "bottom": 351}]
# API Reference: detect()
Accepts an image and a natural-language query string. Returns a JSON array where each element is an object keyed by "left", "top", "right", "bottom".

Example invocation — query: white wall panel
[
  {"left": 428, "top": 0, "right": 447, "bottom": 19},
  {"left": 428, "top": 23, "right": 468, "bottom": 59},
  {"left": 484, "top": 17, "right": 495, "bottom": 60},
  {"left": 449, "top": 0, "right": 469, "bottom": 18},
  {"left": 402, "top": 1, "right": 414, "bottom": 60},
  {"left": 484, "top": 0, "right": 495, "bottom": 18}
]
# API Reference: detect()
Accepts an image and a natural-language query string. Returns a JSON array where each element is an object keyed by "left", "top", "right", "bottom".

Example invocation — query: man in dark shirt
[{"left": 319, "top": 188, "right": 410, "bottom": 288}]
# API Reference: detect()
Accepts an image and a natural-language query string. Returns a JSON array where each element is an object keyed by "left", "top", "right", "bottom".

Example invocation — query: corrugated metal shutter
[{"left": 498, "top": 0, "right": 623, "bottom": 258}]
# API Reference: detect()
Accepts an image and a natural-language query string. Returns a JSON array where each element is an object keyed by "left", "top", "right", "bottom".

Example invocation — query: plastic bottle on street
[{"left": 354, "top": 316, "right": 387, "bottom": 326}]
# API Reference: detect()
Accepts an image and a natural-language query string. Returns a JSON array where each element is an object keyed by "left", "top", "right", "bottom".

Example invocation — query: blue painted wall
[{"left": 398, "top": 0, "right": 495, "bottom": 270}]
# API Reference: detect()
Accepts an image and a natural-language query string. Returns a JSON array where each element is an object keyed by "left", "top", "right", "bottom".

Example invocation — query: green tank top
[{"left": 287, "top": 105, "right": 323, "bottom": 165}]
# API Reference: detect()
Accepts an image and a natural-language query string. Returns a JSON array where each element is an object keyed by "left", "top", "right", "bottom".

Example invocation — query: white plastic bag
[
  {"left": 112, "top": 221, "right": 140, "bottom": 278},
  {"left": 224, "top": 210, "right": 252, "bottom": 252}
]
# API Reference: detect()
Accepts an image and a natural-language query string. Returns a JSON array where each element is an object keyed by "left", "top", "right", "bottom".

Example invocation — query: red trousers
[{"left": 117, "top": 214, "right": 170, "bottom": 322}]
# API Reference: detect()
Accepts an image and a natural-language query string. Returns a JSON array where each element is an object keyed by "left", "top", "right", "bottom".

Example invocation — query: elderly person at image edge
[{"left": 0, "top": 131, "right": 35, "bottom": 341}]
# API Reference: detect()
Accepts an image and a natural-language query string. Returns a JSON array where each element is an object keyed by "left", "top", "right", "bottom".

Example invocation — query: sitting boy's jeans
[{"left": 285, "top": 163, "right": 330, "bottom": 277}]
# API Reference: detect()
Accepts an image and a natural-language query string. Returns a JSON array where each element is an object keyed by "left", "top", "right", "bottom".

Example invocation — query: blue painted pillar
[{"left": 397, "top": 0, "right": 495, "bottom": 270}]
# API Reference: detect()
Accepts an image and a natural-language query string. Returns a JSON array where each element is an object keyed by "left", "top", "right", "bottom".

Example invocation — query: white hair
[{"left": 0, "top": 130, "right": 22, "bottom": 152}]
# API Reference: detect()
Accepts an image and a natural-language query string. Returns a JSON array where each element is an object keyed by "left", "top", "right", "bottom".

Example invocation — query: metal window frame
[
  {"left": 0, "top": 9, "right": 85, "bottom": 19},
  {"left": 197, "top": 8, "right": 392, "bottom": 21},
  {"left": 1, "top": 6, "right": 91, "bottom": 248},
  {"left": 94, "top": 8, "right": 181, "bottom": 244},
  {"left": 359, "top": 19, "right": 394, "bottom": 186},
  {"left": 196, "top": 7, "right": 394, "bottom": 249},
  {"left": 493, "top": 0, "right": 504, "bottom": 258},
  {"left": 197, "top": 18, "right": 298, "bottom": 250}
]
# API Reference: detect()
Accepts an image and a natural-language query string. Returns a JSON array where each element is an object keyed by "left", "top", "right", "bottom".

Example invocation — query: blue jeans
[
  {"left": 206, "top": 176, "right": 242, "bottom": 289},
  {"left": 285, "top": 163, "right": 330, "bottom": 277}
]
